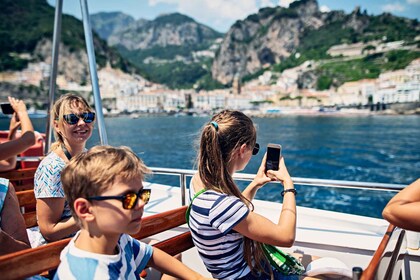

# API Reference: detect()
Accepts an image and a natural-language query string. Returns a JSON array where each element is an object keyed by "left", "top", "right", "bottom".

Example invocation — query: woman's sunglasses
[
  {"left": 87, "top": 188, "right": 151, "bottom": 210},
  {"left": 62, "top": 112, "right": 95, "bottom": 125},
  {"left": 253, "top": 143, "right": 260, "bottom": 155}
]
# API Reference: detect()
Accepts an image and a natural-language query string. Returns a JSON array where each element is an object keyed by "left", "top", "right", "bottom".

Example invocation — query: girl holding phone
[{"left": 188, "top": 110, "right": 301, "bottom": 279}]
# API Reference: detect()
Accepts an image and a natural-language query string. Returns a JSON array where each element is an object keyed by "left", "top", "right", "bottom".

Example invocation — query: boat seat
[
  {"left": 16, "top": 189, "right": 37, "bottom": 228},
  {"left": 0, "top": 206, "right": 193, "bottom": 279},
  {"left": 0, "top": 167, "right": 37, "bottom": 191},
  {"left": 358, "top": 224, "right": 406, "bottom": 280}
]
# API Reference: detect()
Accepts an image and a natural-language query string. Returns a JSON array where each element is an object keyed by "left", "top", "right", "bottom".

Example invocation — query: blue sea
[{"left": 2, "top": 115, "right": 419, "bottom": 218}]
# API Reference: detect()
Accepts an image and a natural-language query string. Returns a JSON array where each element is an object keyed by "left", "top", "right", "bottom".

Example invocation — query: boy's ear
[{"left": 74, "top": 198, "right": 95, "bottom": 222}]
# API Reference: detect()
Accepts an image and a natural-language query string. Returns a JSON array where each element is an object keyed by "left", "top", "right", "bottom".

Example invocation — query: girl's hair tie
[{"left": 210, "top": 121, "right": 219, "bottom": 131}]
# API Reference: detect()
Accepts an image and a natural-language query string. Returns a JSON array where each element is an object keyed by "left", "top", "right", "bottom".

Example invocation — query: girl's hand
[
  {"left": 266, "top": 157, "right": 293, "bottom": 186},
  {"left": 252, "top": 153, "right": 272, "bottom": 188}
]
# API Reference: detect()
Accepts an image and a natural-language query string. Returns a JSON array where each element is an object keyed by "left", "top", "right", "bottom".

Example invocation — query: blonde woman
[{"left": 33, "top": 94, "right": 95, "bottom": 244}]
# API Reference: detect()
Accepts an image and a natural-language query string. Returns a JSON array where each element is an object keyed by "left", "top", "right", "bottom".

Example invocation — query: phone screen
[
  {"left": 1, "top": 103, "right": 14, "bottom": 115},
  {"left": 266, "top": 144, "right": 281, "bottom": 171}
]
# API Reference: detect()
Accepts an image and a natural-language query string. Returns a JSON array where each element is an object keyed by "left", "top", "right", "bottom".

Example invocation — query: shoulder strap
[
  {"left": 61, "top": 144, "right": 72, "bottom": 160},
  {"left": 185, "top": 188, "right": 206, "bottom": 226}
]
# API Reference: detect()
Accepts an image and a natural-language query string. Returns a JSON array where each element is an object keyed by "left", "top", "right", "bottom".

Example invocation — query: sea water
[{"left": 2, "top": 114, "right": 419, "bottom": 218}]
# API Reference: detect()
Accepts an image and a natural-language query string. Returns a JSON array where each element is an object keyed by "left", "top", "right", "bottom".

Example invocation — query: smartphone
[
  {"left": 1, "top": 103, "right": 14, "bottom": 115},
  {"left": 266, "top": 143, "right": 282, "bottom": 172}
]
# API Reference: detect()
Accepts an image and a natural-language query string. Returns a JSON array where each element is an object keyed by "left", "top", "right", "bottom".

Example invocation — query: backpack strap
[{"left": 186, "top": 188, "right": 206, "bottom": 226}]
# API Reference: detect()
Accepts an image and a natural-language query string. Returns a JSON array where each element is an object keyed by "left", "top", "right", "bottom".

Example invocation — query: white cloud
[
  {"left": 149, "top": 0, "right": 178, "bottom": 6},
  {"left": 382, "top": 3, "right": 405, "bottom": 12},
  {"left": 319, "top": 5, "right": 330, "bottom": 13},
  {"left": 260, "top": 0, "right": 276, "bottom": 8},
  {"left": 278, "top": 0, "right": 296, "bottom": 8},
  {"left": 148, "top": 0, "right": 259, "bottom": 31},
  {"left": 406, "top": 0, "right": 420, "bottom": 4}
]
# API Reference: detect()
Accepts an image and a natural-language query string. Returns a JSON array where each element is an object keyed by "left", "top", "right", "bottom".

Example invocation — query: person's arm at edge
[
  {"left": 0, "top": 183, "right": 30, "bottom": 255},
  {"left": 148, "top": 247, "right": 213, "bottom": 280},
  {"left": 0, "top": 97, "right": 35, "bottom": 162},
  {"left": 382, "top": 178, "right": 420, "bottom": 232}
]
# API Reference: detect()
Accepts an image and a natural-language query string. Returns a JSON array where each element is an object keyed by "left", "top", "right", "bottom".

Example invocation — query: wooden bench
[
  {"left": 0, "top": 167, "right": 37, "bottom": 191},
  {"left": 358, "top": 224, "right": 406, "bottom": 280},
  {"left": 0, "top": 206, "right": 193, "bottom": 280},
  {"left": 16, "top": 189, "right": 37, "bottom": 228}
]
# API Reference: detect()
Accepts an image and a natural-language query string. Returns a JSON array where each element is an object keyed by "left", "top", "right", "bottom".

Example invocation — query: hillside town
[{"left": 0, "top": 40, "right": 419, "bottom": 116}]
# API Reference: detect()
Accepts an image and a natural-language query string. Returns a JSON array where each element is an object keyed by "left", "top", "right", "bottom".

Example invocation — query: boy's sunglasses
[
  {"left": 62, "top": 112, "right": 95, "bottom": 125},
  {"left": 253, "top": 143, "right": 260, "bottom": 155},
  {"left": 87, "top": 189, "right": 151, "bottom": 210}
]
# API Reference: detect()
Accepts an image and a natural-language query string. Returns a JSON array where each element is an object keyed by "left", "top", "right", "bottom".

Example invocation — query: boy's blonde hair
[{"left": 61, "top": 145, "right": 151, "bottom": 224}]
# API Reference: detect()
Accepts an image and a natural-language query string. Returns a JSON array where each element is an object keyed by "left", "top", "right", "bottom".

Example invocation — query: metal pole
[
  {"left": 180, "top": 174, "right": 186, "bottom": 206},
  {"left": 45, "top": 0, "right": 63, "bottom": 154},
  {"left": 79, "top": 0, "right": 108, "bottom": 145}
]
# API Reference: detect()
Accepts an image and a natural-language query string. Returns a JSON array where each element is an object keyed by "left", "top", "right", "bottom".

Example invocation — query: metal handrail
[{"left": 150, "top": 166, "right": 404, "bottom": 205}]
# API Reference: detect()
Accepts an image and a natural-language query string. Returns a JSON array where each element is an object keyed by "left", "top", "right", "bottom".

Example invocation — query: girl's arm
[
  {"left": 235, "top": 157, "right": 297, "bottom": 247},
  {"left": 242, "top": 154, "right": 272, "bottom": 200},
  {"left": 382, "top": 179, "right": 420, "bottom": 231},
  {"left": 148, "top": 247, "right": 213, "bottom": 280},
  {"left": 36, "top": 198, "right": 79, "bottom": 242}
]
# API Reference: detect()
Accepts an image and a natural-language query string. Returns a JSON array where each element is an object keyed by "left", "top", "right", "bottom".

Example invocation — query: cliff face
[
  {"left": 212, "top": 0, "right": 323, "bottom": 84},
  {"left": 102, "top": 13, "right": 222, "bottom": 50}
]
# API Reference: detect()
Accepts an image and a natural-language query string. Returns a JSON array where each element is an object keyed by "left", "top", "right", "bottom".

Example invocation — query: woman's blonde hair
[
  {"left": 61, "top": 145, "right": 151, "bottom": 225},
  {"left": 50, "top": 94, "right": 95, "bottom": 151},
  {"left": 197, "top": 110, "right": 270, "bottom": 276}
]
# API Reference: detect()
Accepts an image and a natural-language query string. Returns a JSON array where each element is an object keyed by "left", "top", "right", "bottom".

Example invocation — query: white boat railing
[{"left": 150, "top": 167, "right": 405, "bottom": 206}]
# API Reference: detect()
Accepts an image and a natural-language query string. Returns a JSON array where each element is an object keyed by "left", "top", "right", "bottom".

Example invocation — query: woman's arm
[
  {"left": 235, "top": 157, "right": 297, "bottom": 247},
  {"left": 36, "top": 198, "right": 79, "bottom": 242},
  {"left": 148, "top": 247, "right": 213, "bottom": 280},
  {"left": 0, "top": 183, "right": 30, "bottom": 255},
  {"left": 382, "top": 179, "right": 420, "bottom": 231}
]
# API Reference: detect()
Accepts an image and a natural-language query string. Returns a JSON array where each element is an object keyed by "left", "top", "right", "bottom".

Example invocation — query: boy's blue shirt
[{"left": 54, "top": 231, "right": 153, "bottom": 280}]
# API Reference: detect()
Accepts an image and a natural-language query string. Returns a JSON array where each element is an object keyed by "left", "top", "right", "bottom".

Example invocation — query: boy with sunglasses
[{"left": 55, "top": 145, "right": 212, "bottom": 280}]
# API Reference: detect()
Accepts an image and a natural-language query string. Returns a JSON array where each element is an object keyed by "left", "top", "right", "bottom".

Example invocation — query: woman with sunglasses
[
  {"left": 188, "top": 110, "right": 300, "bottom": 279},
  {"left": 32, "top": 94, "right": 95, "bottom": 245}
]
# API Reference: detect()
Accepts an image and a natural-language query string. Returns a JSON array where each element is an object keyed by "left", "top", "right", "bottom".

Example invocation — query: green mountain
[
  {"left": 213, "top": 0, "right": 419, "bottom": 87},
  {"left": 0, "top": 0, "right": 139, "bottom": 74},
  {"left": 91, "top": 12, "right": 225, "bottom": 89}
]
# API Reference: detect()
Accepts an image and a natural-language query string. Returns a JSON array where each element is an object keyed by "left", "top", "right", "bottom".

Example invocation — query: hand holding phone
[
  {"left": 265, "top": 143, "right": 282, "bottom": 172},
  {"left": 1, "top": 103, "right": 14, "bottom": 115}
]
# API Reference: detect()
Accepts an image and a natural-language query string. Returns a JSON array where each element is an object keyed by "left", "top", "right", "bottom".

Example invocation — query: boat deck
[{"left": 142, "top": 182, "right": 390, "bottom": 278}]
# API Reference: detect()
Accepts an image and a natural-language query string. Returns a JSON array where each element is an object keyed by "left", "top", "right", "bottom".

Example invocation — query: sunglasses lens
[
  {"left": 253, "top": 143, "right": 260, "bottom": 155},
  {"left": 83, "top": 112, "right": 95, "bottom": 123},
  {"left": 123, "top": 193, "right": 138, "bottom": 209},
  {"left": 140, "top": 189, "right": 151, "bottom": 204},
  {"left": 64, "top": 114, "right": 79, "bottom": 125}
]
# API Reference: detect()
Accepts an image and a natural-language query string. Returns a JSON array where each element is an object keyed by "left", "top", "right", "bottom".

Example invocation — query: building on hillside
[
  {"left": 327, "top": 42, "right": 366, "bottom": 57},
  {"left": 193, "top": 90, "right": 227, "bottom": 110},
  {"left": 334, "top": 79, "right": 376, "bottom": 106},
  {"left": 373, "top": 67, "right": 418, "bottom": 104},
  {"left": 366, "top": 59, "right": 420, "bottom": 105}
]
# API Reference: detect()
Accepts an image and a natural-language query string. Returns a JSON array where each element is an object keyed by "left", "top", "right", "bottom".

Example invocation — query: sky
[{"left": 47, "top": 0, "right": 420, "bottom": 33}]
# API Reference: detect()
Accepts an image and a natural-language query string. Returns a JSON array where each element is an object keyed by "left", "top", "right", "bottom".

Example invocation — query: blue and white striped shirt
[
  {"left": 54, "top": 232, "right": 153, "bottom": 280},
  {"left": 188, "top": 188, "right": 250, "bottom": 279}
]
